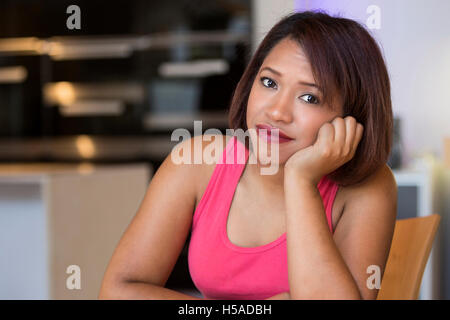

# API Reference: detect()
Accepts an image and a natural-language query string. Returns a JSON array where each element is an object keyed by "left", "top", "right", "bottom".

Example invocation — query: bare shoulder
[
  {"left": 333, "top": 164, "right": 397, "bottom": 231},
  {"left": 335, "top": 163, "right": 398, "bottom": 234},
  {"left": 344, "top": 163, "right": 398, "bottom": 203}
]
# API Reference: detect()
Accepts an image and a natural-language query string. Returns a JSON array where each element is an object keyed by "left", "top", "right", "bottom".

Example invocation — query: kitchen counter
[
  {"left": 0, "top": 135, "right": 178, "bottom": 162},
  {"left": 0, "top": 162, "right": 152, "bottom": 299}
]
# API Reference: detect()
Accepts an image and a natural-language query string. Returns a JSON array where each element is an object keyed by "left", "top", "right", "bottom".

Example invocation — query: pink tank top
[{"left": 188, "top": 135, "right": 339, "bottom": 300}]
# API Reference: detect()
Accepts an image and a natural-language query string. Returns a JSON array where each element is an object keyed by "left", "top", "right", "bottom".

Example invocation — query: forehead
[{"left": 261, "top": 38, "right": 313, "bottom": 78}]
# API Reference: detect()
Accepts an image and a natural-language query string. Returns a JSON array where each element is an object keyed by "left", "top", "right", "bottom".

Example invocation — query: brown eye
[
  {"left": 260, "top": 77, "right": 277, "bottom": 89},
  {"left": 300, "top": 94, "right": 319, "bottom": 104}
]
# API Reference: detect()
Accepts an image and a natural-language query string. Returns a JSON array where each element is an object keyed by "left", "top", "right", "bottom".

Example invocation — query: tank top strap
[
  {"left": 318, "top": 175, "right": 339, "bottom": 233},
  {"left": 192, "top": 135, "right": 247, "bottom": 229},
  {"left": 221, "top": 135, "right": 249, "bottom": 166}
]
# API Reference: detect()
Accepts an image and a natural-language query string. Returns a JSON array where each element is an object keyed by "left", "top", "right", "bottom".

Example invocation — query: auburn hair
[{"left": 227, "top": 11, "right": 393, "bottom": 186}]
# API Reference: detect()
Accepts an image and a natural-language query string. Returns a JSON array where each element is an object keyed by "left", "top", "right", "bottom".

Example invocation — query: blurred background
[{"left": 0, "top": 0, "right": 449, "bottom": 299}]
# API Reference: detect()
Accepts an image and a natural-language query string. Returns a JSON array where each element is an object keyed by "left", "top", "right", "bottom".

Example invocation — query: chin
[{"left": 251, "top": 147, "right": 292, "bottom": 166}]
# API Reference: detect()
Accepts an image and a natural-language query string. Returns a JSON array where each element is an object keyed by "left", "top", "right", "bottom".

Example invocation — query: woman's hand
[
  {"left": 284, "top": 116, "right": 364, "bottom": 185},
  {"left": 265, "top": 291, "right": 291, "bottom": 300}
]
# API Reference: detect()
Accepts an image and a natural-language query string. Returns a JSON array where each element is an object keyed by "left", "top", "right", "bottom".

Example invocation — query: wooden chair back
[{"left": 377, "top": 214, "right": 441, "bottom": 299}]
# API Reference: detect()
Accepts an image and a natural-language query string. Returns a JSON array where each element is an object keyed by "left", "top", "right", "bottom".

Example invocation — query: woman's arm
[
  {"left": 284, "top": 164, "right": 397, "bottom": 299},
  {"left": 284, "top": 175, "right": 361, "bottom": 299},
  {"left": 98, "top": 135, "right": 216, "bottom": 300},
  {"left": 265, "top": 292, "right": 291, "bottom": 300},
  {"left": 282, "top": 116, "right": 396, "bottom": 299},
  {"left": 100, "top": 281, "right": 203, "bottom": 300}
]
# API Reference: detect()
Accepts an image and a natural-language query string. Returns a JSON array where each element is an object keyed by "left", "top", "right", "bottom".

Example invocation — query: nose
[{"left": 265, "top": 91, "right": 293, "bottom": 124}]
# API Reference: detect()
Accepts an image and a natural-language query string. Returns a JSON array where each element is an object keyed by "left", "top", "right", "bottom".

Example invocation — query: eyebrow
[{"left": 260, "top": 66, "right": 322, "bottom": 92}]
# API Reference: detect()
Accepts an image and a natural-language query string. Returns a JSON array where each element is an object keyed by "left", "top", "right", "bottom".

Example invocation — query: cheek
[
  {"left": 292, "top": 110, "right": 331, "bottom": 144},
  {"left": 248, "top": 85, "right": 260, "bottom": 109}
]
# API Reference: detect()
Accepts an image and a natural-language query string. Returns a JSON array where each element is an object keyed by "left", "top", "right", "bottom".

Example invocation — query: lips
[{"left": 255, "top": 124, "right": 294, "bottom": 140}]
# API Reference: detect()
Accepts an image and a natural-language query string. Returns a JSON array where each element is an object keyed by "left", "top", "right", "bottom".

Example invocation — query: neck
[{"left": 244, "top": 150, "right": 286, "bottom": 193}]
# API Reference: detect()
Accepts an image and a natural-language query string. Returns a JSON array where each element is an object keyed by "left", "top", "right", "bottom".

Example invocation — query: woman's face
[{"left": 246, "top": 37, "right": 343, "bottom": 165}]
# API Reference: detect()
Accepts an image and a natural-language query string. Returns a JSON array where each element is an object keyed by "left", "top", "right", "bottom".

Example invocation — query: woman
[{"left": 99, "top": 11, "right": 397, "bottom": 300}]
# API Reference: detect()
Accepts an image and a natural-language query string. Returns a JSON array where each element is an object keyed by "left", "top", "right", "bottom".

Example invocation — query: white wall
[
  {"left": 252, "top": 0, "right": 450, "bottom": 168},
  {"left": 251, "top": 0, "right": 295, "bottom": 53}
]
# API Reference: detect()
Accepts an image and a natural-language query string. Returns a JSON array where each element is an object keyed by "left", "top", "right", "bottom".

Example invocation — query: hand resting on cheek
[{"left": 284, "top": 116, "right": 364, "bottom": 185}]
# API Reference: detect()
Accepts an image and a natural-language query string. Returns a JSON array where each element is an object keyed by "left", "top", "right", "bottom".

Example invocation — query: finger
[
  {"left": 344, "top": 117, "right": 357, "bottom": 155},
  {"left": 351, "top": 123, "right": 364, "bottom": 153},
  {"left": 316, "top": 122, "right": 334, "bottom": 146},
  {"left": 332, "top": 117, "right": 346, "bottom": 147}
]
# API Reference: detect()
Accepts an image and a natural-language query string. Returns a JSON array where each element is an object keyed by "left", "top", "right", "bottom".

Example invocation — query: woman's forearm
[
  {"left": 99, "top": 281, "right": 205, "bottom": 300},
  {"left": 99, "top": 282, "right": 289, "bottom": 300},
  {"left": 284, "top": 174, "right": 361, "bottom": 299},
  {"left": 265, "top": 292, "right": 291, "bottom": 300}
]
